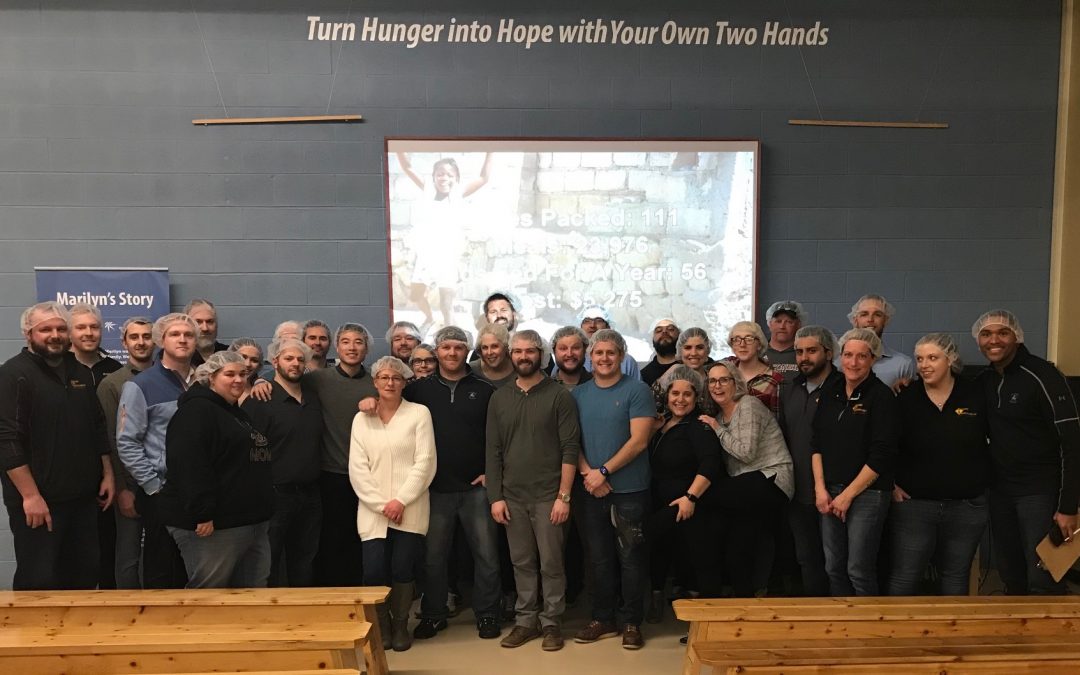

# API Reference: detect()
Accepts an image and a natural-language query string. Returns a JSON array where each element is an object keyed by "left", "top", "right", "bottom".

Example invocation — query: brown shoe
[
  {"left": 541, "top": 625, "right": 564, "bottom": 651},
  {"left": 573, "top": 619, "right": 619, "bottom": 643},
  {"left": 501, "top": 624, "right": 541, "bottom": 648},
  {"left": 622, "top": 624, "right": 644, "bottom": 650}
]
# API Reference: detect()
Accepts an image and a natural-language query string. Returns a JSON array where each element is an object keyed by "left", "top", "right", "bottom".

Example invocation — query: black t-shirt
[
  {"left": 641, "top": 357, "right": 676, "bottom": 387},
  {"left": 242, "top": 381, "right": 323, "bottom": 486},
  {"left": 895, "top": 376, "right": 989, "bottom": 500}
]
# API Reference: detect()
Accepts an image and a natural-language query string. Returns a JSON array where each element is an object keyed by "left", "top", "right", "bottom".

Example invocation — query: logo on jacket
[
  {"left": 468, "top": 391, "right": 477, "bottom": 400},
  {"left": 1009, "top": 393, "right": 1020, "bottom": 404},
  {"left": 850, "top": 403, "right": 867, "bottom": 414},
  {"left": 954, "top": 407, "right": 977, "bottom": 417}
]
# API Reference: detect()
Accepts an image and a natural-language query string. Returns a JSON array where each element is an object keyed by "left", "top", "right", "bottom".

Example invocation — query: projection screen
[{"left": 384, "top": 138, "right": 760, "bottom": 362}]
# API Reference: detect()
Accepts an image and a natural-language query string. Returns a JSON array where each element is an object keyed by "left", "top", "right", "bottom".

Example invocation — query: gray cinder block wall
[{"left": 0, "top": 1, "right": 1061, "bottom": 587}]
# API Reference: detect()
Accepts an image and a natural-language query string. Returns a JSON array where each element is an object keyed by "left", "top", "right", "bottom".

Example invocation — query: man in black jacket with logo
[
  {"left": 409, "top": 326, "right": 501, "bottom": 640},
  {"left": 974, "top": 309, "right": 1080, "bottom": 595},
  {"left": 0, "top": 301, "right": 114, "bottom": 589}
]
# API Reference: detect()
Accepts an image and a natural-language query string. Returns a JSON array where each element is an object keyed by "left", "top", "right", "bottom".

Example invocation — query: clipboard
[{"left": 1036, "top": 527, "right": 1080, "bottom": 582}]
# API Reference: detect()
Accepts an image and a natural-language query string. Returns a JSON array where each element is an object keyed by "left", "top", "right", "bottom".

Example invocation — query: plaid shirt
[{"left": 724, "top": 356, "right": 783, "bottom": 420}]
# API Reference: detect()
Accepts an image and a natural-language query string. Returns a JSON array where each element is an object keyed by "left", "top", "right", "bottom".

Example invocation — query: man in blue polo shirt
[{"left": 571, "top": 329, "right": 654, "bottom": 650}]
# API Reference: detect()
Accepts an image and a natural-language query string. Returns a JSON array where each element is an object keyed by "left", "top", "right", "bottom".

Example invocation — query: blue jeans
[
  {"left": 575, "top": 483, "right": 649, "bottom": 625},
  {"left": 989, "top": 490, "right": 1064, "bottom": 595},
  {"left": 821, "top": 486, "right": 890, "bottom": 596},
  {"left": 421, "top": 487, "right": 501, "bottom": 620},
  {"left": 170, "top": 521, "right": 271, "bottom": 589},
  {"left": 267, "top": 483, "right": 322, "bottom": 587},
  {"left": 886, "top": 494, "right": 988, "bottom": 596},
  {"left": 362, "top": 528, "right": 424, "bottom": 586}
]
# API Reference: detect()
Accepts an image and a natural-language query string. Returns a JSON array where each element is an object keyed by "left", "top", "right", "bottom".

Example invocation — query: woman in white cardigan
[{"left": 349, "top": 356, "right": 436, "bottom": 652}]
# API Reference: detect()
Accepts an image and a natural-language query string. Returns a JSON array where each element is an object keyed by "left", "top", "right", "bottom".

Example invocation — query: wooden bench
[
  {"left": 674, "top": 596, "right": 1080, "bottom": 675},
  {"left": 0, "top": 587, "right": 389, "bottom": 675}
]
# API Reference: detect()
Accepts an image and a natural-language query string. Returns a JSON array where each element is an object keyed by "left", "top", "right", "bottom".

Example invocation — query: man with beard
[
  {"left": 69, "top": 303, "right": 123, "bottom": 386},
  {"left": 302, "top": 319, "right": 334, "bottom": 370},
  {"left": 407, "top": 326, "right": 501, "bottom": 642},
  {"left": 243, "top": 338, "right": 323, "bottom": 587},
  {"left": 778, "top": 325, "right": 841, "bottom": 596},
  {"left": 471, "top": 323, "right": 515, "bottom": 389},
  {"left": 550, "top": 326, "right": 592, "bottom": 390},
  {"left": 0, "top": 301, "right": 114, "bottom": 589},
  {"left": 387, "top": 321, "right": 423, "bottom": 361},
  {"left": 487, "top": 330, "right": 581, "bottom": 651},
  {"left": 572, "top": 329, "right": 654, "bottom": 650},
  {"left": 468, "top": 293, "right": 517, "bottom": 362},
  {"left": 117, "top": 312, "right": 199, "bottom": 588},
  {"left": 846, "top": 294, "right": 914, "bottom": 389},
  {"left": 764, "top": 301, "right": 806, "bottom": 385},
  {"left": 97, "top": 316, "right": 154, "bottom": 589},
  {"left": 184, "top": 299, "right": 228, "bottom": 367},
  {"left": 640, "top": 318, "right": 679, "bottom": 386}
]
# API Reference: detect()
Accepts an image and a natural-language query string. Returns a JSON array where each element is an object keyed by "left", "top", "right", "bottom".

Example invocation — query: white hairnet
[{"left": 971, "top": 309, "right": 1024, "bottom": 343}]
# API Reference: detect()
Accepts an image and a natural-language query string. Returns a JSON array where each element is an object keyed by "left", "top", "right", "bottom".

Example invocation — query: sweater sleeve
[
  {"left": 485, "top": 396, "right": 505, "bottom": 502},
  {"left": 165, "top": 406, "right": 218, "bottom": 524},
  {"left": 348, "top": 415, "right": 386, "bottom": 512},
  {"left": 555, "top": 389, "right": 583, "bottom": 467},
  {"left": 717, "top": 397, "right": 764, "bottom": 465},
  {"left": 0, "top": 369, "right": 29, "bottom": 472},
  {"left": 395, "top": 406, "right": 437, "bottom": 505}
]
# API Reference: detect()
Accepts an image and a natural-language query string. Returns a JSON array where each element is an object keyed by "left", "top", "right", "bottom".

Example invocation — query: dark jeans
[
  {"left": 821, "top": 485, "right": 890, "bottom": 596},
  {"left": 135, "top": 488, "right": 187, "bottom": 589},
  {"left": 268, "top": 482, "right": 322, "bottom": 587},
  {"left": 362, "top": 528, "right": 425, "bottom": 586},
  {"left": 989, "top": 489, "right": 1064, "bottom": 595},
  {"left": 8, "top": 496, "right": 99, "bottom": 590},
  {"left": 421, "top": 487, "right": 501, "bottom": 620},
  {"left": 97, "top": 505, "right": 117, "bottom": 589},
  {"left": 114, "top": 504, "right": 143, "bottom": 589},
  {"left": 646, "top": 502, "right": 722, "bottom": 597},
  {"left": 314, "top": 471, "right": 364, "bottom": 586},
  {"left": 575, "top": 482, "right": 649, "bottom": 626},
  {"left": 887, "top": 494, "right": 989, "bottom": 596},
  {"left": 713, "top": 471, "right": 789, "bottom": 597},
  {"left": 788, "top": 500, "right": 830, "bottom": 596},
  {"left": 170, "top": 521, "right": 271, "bottom": 588}
]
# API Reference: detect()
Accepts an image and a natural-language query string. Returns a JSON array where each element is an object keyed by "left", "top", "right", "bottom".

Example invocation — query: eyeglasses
[
  {"left": 375, "top": 375, "right": 405, "bottom": 384},
  {"left": 707, "top": 376, "right": 735, "bottom": 387},
  {"left": 730, "top": 336, "right": 758, "bottom": 346},
  {"left": 411, "top": 357, "right": 437, "bottom": 366}
]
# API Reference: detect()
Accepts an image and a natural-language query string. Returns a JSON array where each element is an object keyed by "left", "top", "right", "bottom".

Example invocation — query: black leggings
[
  {"left": 647, "top": 502, "right": 722, "bottom": 597},
  {"left": 713, "top": 471, "right": 789, "bottom": 597}
]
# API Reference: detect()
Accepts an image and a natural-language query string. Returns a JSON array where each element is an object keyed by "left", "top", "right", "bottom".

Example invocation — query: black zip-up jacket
[
  {"left": 779, "top": 367, "right": 844, "bottom": 505},
  {"left": 0, "top": 349, "right": 108, "bottom": 505},
  {"left": 160, "top": 384, "right": 274, "bottom": 530},
  {"left": 979, "top": 344, "right": 1080, "bottom": 514},
  {"left": 811, "top": 371, "right": 899, "bottom": 491},
  {"left": 404, "top": 368, "right": 495, "bottom": 493}
]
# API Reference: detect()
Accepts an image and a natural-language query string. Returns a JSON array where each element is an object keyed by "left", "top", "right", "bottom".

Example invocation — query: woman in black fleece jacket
[{"left": 162, "top": 351, "right": 274, "bottom": 588}]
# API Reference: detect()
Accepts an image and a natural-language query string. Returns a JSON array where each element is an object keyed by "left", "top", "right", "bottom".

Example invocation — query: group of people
[{"left": 1, "top": 290, "right": 1078, "bottom": 656}]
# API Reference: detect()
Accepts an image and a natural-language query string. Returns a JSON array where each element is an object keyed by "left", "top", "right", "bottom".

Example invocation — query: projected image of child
[{"left": 396, "top": 152, "right": 493, "bottom": 334}]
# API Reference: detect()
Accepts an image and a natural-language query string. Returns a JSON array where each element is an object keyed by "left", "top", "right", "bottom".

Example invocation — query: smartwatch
[
  {"left": 598, "top": 465, "right": 610, "bottom": 477},
  {"left": 685, "top": 492, "right": 699, "bottom": 504}
]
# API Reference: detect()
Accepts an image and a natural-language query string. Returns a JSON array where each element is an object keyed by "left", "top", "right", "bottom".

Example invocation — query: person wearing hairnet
[
  {"left": 846, "top": 294, "right": 915, "bottom": 389},
  {"left": 888, "top": 333, "right": 989, "bottom": 595},
  {"left": 973, "top": 309, "right": 1080, "bottom": 595}
]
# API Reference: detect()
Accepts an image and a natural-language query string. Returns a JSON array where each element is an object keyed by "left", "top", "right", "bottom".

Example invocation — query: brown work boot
[
  {"left": 573, "top": 619, "right": 619, "bottom": 643},
  {"left": 541, "top": 625, "right": 564, "bottom": 651},
  {"left": 500, "top": 624, "right": 541, "bottom": 648},
  {"left": 621, "top": 623, "right": 644, "bottom": 650}
]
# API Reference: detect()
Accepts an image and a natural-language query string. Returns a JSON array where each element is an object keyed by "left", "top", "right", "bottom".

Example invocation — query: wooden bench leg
[
  {"left": 683, "top": 620, "right": 702, "bottom": 675},
  {"left": 361, "top": 603, "right": 389, "bottom": 675}
]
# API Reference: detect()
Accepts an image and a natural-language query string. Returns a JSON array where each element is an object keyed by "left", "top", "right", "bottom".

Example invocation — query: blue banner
[{"left": 35, "top": 268, "right": 170, "bottom": 360}]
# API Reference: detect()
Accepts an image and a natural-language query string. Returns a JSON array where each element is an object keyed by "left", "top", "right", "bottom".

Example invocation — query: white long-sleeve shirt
[{"left": 348, "top": 400, "right": 436, "bottom": 540}]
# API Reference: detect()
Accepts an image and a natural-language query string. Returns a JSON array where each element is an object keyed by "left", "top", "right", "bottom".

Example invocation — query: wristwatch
[
  {"left": 558, "top": 492, "right": 571, "bottom": 504},
  {"left": 685, "top": 492, "right": 699, "bottom": 504},
  {"left": 598, "top": 465, "right": 610, "bottom": 477}
]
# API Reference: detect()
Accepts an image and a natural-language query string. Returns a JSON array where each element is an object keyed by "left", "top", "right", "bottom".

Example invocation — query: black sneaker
[
  {"left": 413, "top": 617, "right": 448, "bottom": 640},
  {"left": 477, "top": 616, "right": 501, "bottom": 639}
]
